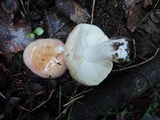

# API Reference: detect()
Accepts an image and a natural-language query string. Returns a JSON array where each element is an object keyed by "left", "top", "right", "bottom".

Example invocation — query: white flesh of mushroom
[{"left": 84, "top": 38, "right": 129, "bottom": 63}]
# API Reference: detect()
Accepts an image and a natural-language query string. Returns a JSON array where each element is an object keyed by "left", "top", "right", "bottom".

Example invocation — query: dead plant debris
[{"left": 0, "top": 0, "right": 160, "bottom": 120}]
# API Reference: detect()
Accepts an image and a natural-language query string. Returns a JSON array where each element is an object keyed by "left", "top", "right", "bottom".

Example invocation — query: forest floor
[{"left": 0, "top": 0, "right": 160, "bottom": 120}]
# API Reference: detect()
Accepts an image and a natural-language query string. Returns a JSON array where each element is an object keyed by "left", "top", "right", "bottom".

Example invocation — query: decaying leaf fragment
[
  {"left": 44, "top": 10, "right": 74, "bottom": 41},
  {"left": 143, "top": 0, "right": 153, "bottom": 8},
  {"left": 123, "top": 0, "right": 141, "bottom": 12},
  {"left": 8, "top": 21, "right": 33, "bottom": 53},
  {"left": 127, "top": 4, "right": 140, "bottom": 32},
  {"left": 150, "top": 9, "right": 160, "bottom": 23},
  {"left": 0, "top": 21, "right": 33, "bottom": 60},
  {"left": 55, "top": 0, "right": 90, "bottom": 24}
]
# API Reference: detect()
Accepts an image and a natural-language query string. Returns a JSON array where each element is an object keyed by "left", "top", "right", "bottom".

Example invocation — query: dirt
[{"left": 0, "top": 0, "right": 160, "bottom": 120}]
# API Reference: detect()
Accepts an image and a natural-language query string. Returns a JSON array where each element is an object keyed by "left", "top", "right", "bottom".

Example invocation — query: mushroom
[
  {"left": 23, "top": 38, "right": 66, "bottom": 78},
  {"left": 64, "top": 24, "right": 129, "bottom": 86}
]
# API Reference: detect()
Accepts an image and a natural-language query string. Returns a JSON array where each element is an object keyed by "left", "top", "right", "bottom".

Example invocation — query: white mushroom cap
[
  {"left": 64, "top": 24, "right": 113, "bottom": 86},
  {"left": 23, "top": 38, "right": 66, "bottom": 78},
  {"left": 64, "top": 24, "right": 129, "bottom": 86}
]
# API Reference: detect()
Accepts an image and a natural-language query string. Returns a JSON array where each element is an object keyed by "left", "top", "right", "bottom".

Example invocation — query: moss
[{"left": 135, "top": 77, "right": 147, "bottom": 93}]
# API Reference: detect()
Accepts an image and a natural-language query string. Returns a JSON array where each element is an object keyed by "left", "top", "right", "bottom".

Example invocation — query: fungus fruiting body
[
  {"left": 23, "top": 38, "right": 66, "bottom": 78},
  {"left": 64, "top": 24, "right": 129, "bottom": 86}
]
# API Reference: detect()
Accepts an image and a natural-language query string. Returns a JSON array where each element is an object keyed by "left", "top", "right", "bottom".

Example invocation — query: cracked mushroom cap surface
[
  {"left": 64, "top": 24, "right": 113, "bottom": 86},
  {"left": 23, "top": 38, "right": 66, "bottom": 78}
]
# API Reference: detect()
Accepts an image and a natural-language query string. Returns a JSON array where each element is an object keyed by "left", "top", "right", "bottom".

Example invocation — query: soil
[{"left": 0, "top": 0, "right": 160, "bottom": 120}]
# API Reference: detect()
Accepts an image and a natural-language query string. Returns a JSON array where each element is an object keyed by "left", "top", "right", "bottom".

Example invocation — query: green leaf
[
  {"left": 26, "top": 33, "right": 35, "bottom": 38},
  {"left": 33, "top": 27, "right": 44, "bottom": 36},
  {"left": 125, "top": 56, "right": 131, "bottom": 62}
]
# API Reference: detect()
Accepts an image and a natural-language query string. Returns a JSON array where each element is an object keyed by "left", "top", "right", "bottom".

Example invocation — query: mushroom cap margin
[
  {"left": 64, "top": 24, "right": 113, "bottom": 86},
  {"left": 23, "top": 38, "right": 67, "bottom": 78}
]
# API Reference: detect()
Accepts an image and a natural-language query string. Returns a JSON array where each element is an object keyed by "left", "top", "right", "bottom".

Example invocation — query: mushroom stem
[{"left": 84, "top": 38, "right": 129, "bottom": 63}]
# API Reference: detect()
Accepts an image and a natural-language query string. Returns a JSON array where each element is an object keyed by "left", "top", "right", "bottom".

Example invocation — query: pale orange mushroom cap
[{"left": 23, "top": 38, "right": 67, "bottom": 78}]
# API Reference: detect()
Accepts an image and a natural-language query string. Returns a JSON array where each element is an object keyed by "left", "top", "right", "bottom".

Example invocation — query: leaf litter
[{"left": 0, "top": 0, "right": 160, "bottom": 119}]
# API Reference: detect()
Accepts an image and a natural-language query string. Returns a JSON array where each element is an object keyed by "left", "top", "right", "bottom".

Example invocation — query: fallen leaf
[
  {"left": 127, "top": 4, "right": 140, "bottom": 32},
  {"left": 5, "top": 97, "right": 20, "bottom": 113},
  {"left": 55, "top": 0, "right": 90, "bottom": 23},
  {"left": 140, "top": 18, "right": 160, "bottom": 34},
  {"left": 0, "top": 21, "right": 33, "bottom": 60},
  {"left": 150, "top": 9, "right": 160, "bottom": 23},
  {"left": 44, "top": 10, "right": 74, "bottom": 41},
  {"left": 123, "top": 0, "right": 141, "bottom": 12},
  {"left": 44, "top": 11, "right": 65, "bottom": 38},
  {"left": 8, "top": 21, "right": 33, "bottom": 53},
  {"left": 143, "top": 0, "right": 153, "bottom": 8}
]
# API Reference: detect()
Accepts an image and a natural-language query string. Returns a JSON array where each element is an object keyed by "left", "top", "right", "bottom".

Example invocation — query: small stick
[
  {"left": 18, "top": 106, "right": 30, "bottom": 112},
  {"left": 69, "top": 88, "right": 93, "bottom": 101},
  {"left": 20, "top": 0, "right": 27, "bottom": 16},
  {"left": 0, "top": 63, "right": 11, "bottom": 73},
  {"left": 55, "top": 103, "right": 72, "bottom": 120},
  {"left": 31, "top": 89, "right": 54, "bottom": 112},
  {"left": 112, "top": 48, "right": 160, "bottom": 72},
  {"left": 63, "top": 95, "right": 84, "bottom": 107},
  {"left": 91, "top": 0, "right": 96, "bottom": 24},
  {"left": 0, "top": 92, "right": 6, "bottom": 99},
  {"left": 55, "top": 95, "right": 85, "bottom": 120},
  {"left": 18, "top": 90, "right": 54, "bottom": 112},
  {"left": 134, "top": 0, "right": 160, "bottom": 30},
  {"left": 55, "top": 89, "right": 91, "bottom": 120},
  {"left": 132, "top": 39, "right": 136, "bottom": 59},
  {"left": 20, "top": 10, "right": 25, "bottom": 18}
]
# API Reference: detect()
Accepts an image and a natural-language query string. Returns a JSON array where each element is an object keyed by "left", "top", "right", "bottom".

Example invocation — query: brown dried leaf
[
  {"left": 55, "top": 0, "right": 90, "bottom": 24},
  {"left": 127, "top": 4, "right": 140, "bottom": 32},
  {"left": 143, "top": 0, "right": 153, "bottom": 8}
]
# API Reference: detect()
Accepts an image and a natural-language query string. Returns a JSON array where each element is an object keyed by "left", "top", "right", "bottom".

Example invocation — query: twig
[
  {"left": 138, "top": 56, "right": 148, "bottom": 60},
  {"left": 132, "top": 39, "right": 136, "bottom": 59},
  {"left": 91, "top": 0, "right": 96, "bottom": 24},
  {"left": 152, "top": 88, "right": 160, "bottom": 100},
  {"left": 31, "top": 89, "right": 54, "bottom": 112},
  {"left": 67, "top": 104, "right": 74, "bottom": 120},
  {"left": 0, "top": 92, "right": 6, "bottom": 99},
  {"left": 63, "top": 95, "right": 84, "bottom": 107},
  {"left": 58, "top": 85, "right": 62, "bottom": 120},
  {"left": 20, "top": 0, "right": 27, "bottom": 16},
  {"left": 27, "top": 0, "right": 30, "bottom": 16},
  {"left": 18, "top": 90, "right": 54, "bottom": 112},
  {"left": 55, "top": 103, "right": 73, "bottom": 120},
  {"left": 134, "top": 0, "right": 160, "bottom": 30},
  {"left": 18, "top": 106, "right": 30, "bottom": 112},
  {"left": 0, "top": 63, "right": 11, "bottom": 73},
  {"left": 18, "top": 90, "right": 46, "bottom": 113},
  {"left": 20, "top": 10, "right": 25, "bottom": 18},
  {"left": 69, "top": 88, "right": 93, "bottom": 101},
  {"left": 55, "top": 89, "right": 91, "bottom": 120},
  {"left": 52, "top": 23, "right": 68, "bottom": 37},
  {"left": 112, "top": 48, "right": 160, "bottom": 72},
  {"left": 34, "top": 90, "right": 45, "bottom": 96}
]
